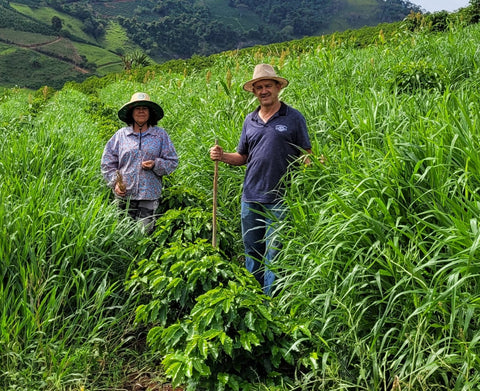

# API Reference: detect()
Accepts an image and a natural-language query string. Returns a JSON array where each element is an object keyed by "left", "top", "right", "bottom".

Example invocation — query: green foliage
[
  {"left": 0, "top": 3, "right": 55, "bottom": 35},
  {"left": 51, "top": 15, "right": 62, "bottom": 31},
  {"left": 158, "top": 182, "right": 208, "bottom": 211},
  {"left": 150, "top": 281, "right": 312, "bottom": 390},
  {"left": 392, "top": 59, "right": 448, "bottom": 92},
  {"left": 2, "top": 0, "right": 424, "bottom": 89},
  {"left": 462, "top": 0, "right": 480, "bottom": 23},
  {"left": 128, "top": 235, "right": 312, "bottom": 389},
  {"left": 0, "top": 45, "right": 90, "bottom": 90},
  {"left": 139, "top": 206, "right": 238, "bottom": 259},
  {"left": 4, "top": 7, "right": 480, "bottom": 390},
  {"left": 0, "top": 88, "right": 146, "bottom": 390},
  {"left": 404, "top": 10, "right": 457, "bottom": 33},
  {"left": 121, "top": 50, "right": 151, "bottom": 70},
  {"left": 152, "top": 207, "right": 214, "bottom": 247},
  {"left": 130, "top": 239, "right": 255, "bottom": 327}
]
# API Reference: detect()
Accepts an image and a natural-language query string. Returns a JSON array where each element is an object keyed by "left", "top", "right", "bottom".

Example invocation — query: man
[{"left": 210, "top": 64, "right": 312, "bottom": 295}]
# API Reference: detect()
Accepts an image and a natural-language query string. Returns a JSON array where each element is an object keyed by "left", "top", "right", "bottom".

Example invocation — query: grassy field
[
  {"left": 0, "top": 47, "right": 85, "bottom": 89},
  {"left": 73, "top": 41, "right": 122, "bottom": 72},
  {"left": 0, "top": 6, "right": 126, "bottom": 88},
  {"left": 1, "top": 14, "right": 480, "bottom": 391},
  {"left": 0, "top": 28, "right": 57, "bottom": 45},
  {"left": 99, "top": 20, "right": 139, "bottom": 55},
  {"left": 0, "top": 43, "right": 16, "bottom": 55},
  {"left": 204, "top": 0, "right": 261, "bottom": 30},
  {"left": 10, "top": 2, "right": 96, "bottom": 43}
]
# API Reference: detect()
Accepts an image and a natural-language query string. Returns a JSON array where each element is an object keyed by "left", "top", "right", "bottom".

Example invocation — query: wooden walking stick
[{"left": 212, "top": 139, "right": 219, "bottom": 248}]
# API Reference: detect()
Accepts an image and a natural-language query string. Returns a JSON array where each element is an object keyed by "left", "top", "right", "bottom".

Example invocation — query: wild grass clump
[
  {"left": 273, "top": 29, "right": 480, "bottom": 388},
  {"left": 0, "top": 88, "right": 146, "bottom": 390}
]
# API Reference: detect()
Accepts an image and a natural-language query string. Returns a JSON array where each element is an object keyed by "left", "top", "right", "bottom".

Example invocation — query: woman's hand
[
  {"left": 142, "top": 160, "right": 155, "bottom": 170},
  {"left": 114, "top": 182, "right": 126, "bottom": 197}
]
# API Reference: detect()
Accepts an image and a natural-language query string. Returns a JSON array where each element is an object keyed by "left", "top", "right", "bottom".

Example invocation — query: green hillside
[
  {"left": 0, "top": 0, "right": 423, "bottom": 89},
  {"left": 0, "top": 2, "right": 126, "bottom": 89},
  {"left": 10, "top": 2, "right": 95, "bottom": 43},
  {"left": 2, "top": 2, "right": 480, "bottom": 390}
]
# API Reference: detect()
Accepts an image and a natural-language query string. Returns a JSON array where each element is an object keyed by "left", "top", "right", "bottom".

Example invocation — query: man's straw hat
[
  {"left": 243, "top": 64, "right": 289, "bottom": 92},
  {"left": 118, "top": 92, "right": 164, "bottom": 122}
]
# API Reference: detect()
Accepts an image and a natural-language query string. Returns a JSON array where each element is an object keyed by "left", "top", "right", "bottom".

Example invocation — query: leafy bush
[
  {"left": 84, "top": 94, "right": 120, "bottom": 142},
  {"left": 128, "top": 237, "right": 314, "bottom": 390},
  {"left": 158, "top": 181, "right": 209, "bottom": 211},
  {"left": 150, "top": 281, "right": 313, "bottom": 390},
  {"left": 137, "top": 206, "right": 240, "bottom": 259},
  {"left": 425, "top": 11, "right": 452, "bottom": 32},
  {"left": 129, "top": 239, "right": 256, "bottom": 328}
]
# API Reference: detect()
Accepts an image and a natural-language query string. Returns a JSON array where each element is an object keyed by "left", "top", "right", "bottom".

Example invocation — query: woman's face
[{"left": 132, "top": 106, "right": 150, "bottom": 125}]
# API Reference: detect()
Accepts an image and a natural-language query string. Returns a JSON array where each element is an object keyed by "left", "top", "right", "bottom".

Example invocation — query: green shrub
[
  {"left": 129, "top": 239, "right": 257, "bottom": 328},
  {"left": 150, "top": 281, "right": 313, "bottom": 390},
  {"left": 139, "top": 206, "right": 240, "bottom": 258},
  {"left": 158, "top": 181, "right": 209, "bottom": 211},
  {"left": 85, "top": 94, "right": 120, "bottom": 141},
  {"left": 128, "top": 238, "right": 315, "bottom": 390}
]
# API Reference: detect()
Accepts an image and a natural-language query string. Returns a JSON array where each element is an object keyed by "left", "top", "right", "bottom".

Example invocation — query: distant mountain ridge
[{"left": 0, "top": 0, "right": 423, "bottom": 89}]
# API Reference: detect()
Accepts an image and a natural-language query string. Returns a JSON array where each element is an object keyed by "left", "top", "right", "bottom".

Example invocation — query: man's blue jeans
[{"left": 241, "top": 201, "right": 286, "bottom": 295}]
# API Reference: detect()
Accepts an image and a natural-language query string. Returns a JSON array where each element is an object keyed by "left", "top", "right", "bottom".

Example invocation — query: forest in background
[
  {"left": 7, "top": 0, "right": 422, "bottom": 59},
  {"left": 0, "top": 0, "right": 423, "bottom": 89}
]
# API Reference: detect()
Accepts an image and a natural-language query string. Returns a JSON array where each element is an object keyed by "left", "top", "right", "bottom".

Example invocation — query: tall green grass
[
  {"left": 0, "top": 89, "right": 145, "bottom": 390},
  {"left": 275, "top": 25, "right": 480, "bottom": 389}
]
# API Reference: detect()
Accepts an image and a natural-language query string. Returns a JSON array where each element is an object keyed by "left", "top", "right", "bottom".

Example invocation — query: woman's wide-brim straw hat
[
  {"left": 118, "top": 92, "right": 164, "bottom": 122},
  {"left": 243, "top": 64, "right": 289, "bottom": 92}
]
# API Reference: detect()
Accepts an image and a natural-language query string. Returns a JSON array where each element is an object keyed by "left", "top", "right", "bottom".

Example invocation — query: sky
[{"left": 410, "top": 0, "right": 470, "bottom": 13}]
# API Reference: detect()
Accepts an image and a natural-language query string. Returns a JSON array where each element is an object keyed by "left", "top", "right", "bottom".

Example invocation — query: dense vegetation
[
  {"left": 44, "top": 0, "right": 422, "bottom": 59},
  {"left": 2, "top": 2, "right": 480, "bottom": 390},
  {"left": 0, "top": 0, "right": 423, "bottom": 90}
]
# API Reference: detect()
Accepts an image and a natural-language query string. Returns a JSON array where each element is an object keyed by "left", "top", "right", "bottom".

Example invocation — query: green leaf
[
  {"left": 163, "top": 355, "right": 188, "bottom": 385},
  {"left": 185, "top": 336, "right": 198, "bottom": 356},
  {"left": 197, "top": 336, "right": 208, "bottom": 358},
  {"left": 222, "top": 296, "right": 233, "bottom": 313},
  {"left": 244, "top": 311, "right": 255, "bottom": 330},
  {"left": 222, "top": 335, "right": 233, "bottom": 356},
  {"left": 218, "top": 372, "right": 229, "bottom": 385},
  {"left": 239, "top": 331, "right": 252, "bottom": 352},
  {"left": 192, "top": 357, "right": 211, "bottom": 376},
  {"left": 203, "top": 329, "right": 223, "bottom": 340}
]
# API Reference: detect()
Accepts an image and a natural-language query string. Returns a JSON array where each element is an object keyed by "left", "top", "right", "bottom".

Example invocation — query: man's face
[{"left": 252, "top": 79, "right": 282, "bottom": 107}]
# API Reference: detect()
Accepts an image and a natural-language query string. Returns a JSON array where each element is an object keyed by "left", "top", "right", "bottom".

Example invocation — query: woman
[{"left": 101, "top": 92, "right": 178, "bottom": 233}]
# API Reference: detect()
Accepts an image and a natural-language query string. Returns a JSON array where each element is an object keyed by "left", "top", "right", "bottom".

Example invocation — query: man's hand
[{"left": 210, "top": 145, "right": 223, "bottom": 161}]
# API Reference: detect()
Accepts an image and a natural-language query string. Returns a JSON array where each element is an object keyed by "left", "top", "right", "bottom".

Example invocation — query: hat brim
[
  {"left": 118, "top": 100, "right": 164, "bottom": 122},
  {"left": 243, "top": 76, "right": 289, "bottom": 92}
]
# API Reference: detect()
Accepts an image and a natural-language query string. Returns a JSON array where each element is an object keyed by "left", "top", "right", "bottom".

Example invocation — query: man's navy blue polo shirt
[{"left": 237, "top": 102, "right": 311, "bottom": 203}]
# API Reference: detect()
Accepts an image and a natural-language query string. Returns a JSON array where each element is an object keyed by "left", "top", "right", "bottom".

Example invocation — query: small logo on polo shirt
[{"left": 275, "top": 125, "right": 288, "bottom": 132}]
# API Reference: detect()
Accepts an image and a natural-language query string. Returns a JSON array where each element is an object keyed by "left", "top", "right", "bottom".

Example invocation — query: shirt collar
[
  {"left": 125, "top": 125, "right": 152, "bottom": 135},
  {"left": 252, "top": 102, "right": 287, "bottom": 122}
]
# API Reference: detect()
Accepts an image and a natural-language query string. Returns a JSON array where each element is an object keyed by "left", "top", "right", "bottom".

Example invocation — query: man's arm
[{"left": 210, "top": 145, "right": 247, "bottom": 166}]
